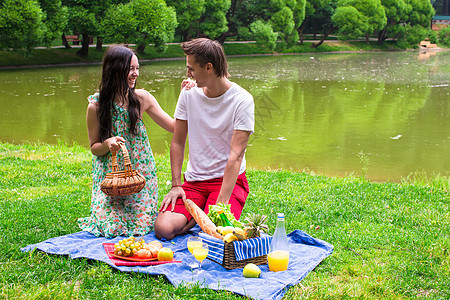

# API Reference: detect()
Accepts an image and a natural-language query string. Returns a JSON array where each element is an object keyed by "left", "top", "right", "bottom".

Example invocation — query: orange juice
[
  {"left": 268, "top": 250, "right": 289, "bottom": 272},
  {"left": 193, "top": 248, "right": 208, "bottom": 262},
  {"left": 187, "top": 241, "right": 203, "bottom": 254}
]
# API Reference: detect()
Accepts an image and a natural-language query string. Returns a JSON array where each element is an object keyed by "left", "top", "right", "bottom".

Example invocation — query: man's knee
[{"left": 154, "top": 212, "right": 187, "bottom": 240}]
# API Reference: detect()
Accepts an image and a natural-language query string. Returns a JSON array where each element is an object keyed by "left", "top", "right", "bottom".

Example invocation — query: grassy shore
[
  {"left": 0, "top": 142, "right": 448, "bottom": 299},
  {"left": 0, "top": 40, "right": 425, "bottom": 68}
]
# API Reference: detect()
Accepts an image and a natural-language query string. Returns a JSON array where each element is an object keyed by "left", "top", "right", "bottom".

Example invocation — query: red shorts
[{"left": 172, "top": 172, "right": 249, "bottom": 222}]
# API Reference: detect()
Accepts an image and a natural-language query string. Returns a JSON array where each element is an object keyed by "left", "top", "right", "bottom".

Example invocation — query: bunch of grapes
[{"left": 114, "top": 236, "right": 145, "bottom": 257}]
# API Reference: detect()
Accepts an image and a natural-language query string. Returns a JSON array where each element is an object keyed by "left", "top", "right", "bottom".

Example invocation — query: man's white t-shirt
[{"left": 174, "top": 83, "right": 254, "bottom": 181}]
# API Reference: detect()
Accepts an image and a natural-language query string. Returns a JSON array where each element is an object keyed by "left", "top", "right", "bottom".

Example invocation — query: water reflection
[{"left": 0, "top": 51, "right": 449, "bottom": 181}]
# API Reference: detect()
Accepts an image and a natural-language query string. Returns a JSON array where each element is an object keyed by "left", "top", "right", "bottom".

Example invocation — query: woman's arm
[
  {"left": 137, "top": 89, "right": 174, "bottom": 133},
  {"left": 86, "top": 102, "right": 124, "bottom": 156}
]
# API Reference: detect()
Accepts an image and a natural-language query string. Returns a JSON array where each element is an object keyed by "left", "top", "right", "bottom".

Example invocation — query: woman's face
[{"left": 128, "top": 54, "right": 139, "bottom": 89}]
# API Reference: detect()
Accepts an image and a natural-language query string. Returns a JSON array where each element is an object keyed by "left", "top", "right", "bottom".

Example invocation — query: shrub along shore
[
  {"left": 0, "top": 142, "right": 448, "bottom": 299},
  {"left": 1, "top": 40, "right": 447, "bottom": 69}
]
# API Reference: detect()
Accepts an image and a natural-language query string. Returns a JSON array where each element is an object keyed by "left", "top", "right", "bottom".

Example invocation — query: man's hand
[{"left": 159, "top": 186, "right": 186, "bottom": 212}]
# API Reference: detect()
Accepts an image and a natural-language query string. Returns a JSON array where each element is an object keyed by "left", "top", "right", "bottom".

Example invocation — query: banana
[
  {"left": 220, "top": 226, "right": 235, "bottom": 236},
  {"left": 223, "top": 232, "right": 238, "bottom": 243},
  {"left": 216, "top": 226, "right": 224, "bottom": 235},
  {"left": 232, "top": 228, "right": 247, "bottom": 241}
]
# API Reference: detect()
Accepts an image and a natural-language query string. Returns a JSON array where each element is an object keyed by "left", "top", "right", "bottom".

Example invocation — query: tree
[
  {"left": 66, "top": 3, "right": 97, "bottom": 55},
  {"left": 102, "top": 0, "right": 177, "bottom": 53},
  {"left": 250, "top": 20, "right": 278, "bottom": 50},
  {"left": 0, "top": 0, "right": 45, "bottom": 52},
  {"left": 39, "top": 0, "right": 68, "bottom": 48},
  {"left": 308, "top": 0, "right": 338, "bottom": 47},
  {"left": 208, "top": 0, "right": 305, "bottom": 45},
  {"left": 194, "top": 0, "right": 231, "bottom": 39},
  {"left": 377, "top": 0, "right": 434, "bottom": 45},
  {"left": 334, "top": 0, "right": 386, "bottom": 43},
  {"left": 166, "top": 0, "right": 205, "bottom": 41},
  {"left": 378, "top": 0, "right": 409, "bottom": 44},
  {"left": 333, "top": 6, "right": 369, "bottom": 39}
]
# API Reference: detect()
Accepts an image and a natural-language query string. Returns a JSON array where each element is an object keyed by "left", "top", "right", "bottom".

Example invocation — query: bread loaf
[{"left": 184, "top": 199, "right": 223, "bottom": 240}]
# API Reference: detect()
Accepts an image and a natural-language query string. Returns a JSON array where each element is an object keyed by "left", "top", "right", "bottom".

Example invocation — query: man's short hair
[{"left": 181, "top": 38, "right": 229, "bottom": 78}]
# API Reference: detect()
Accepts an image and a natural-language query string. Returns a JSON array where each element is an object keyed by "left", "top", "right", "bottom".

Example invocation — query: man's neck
[{"left": 202, "top": 77, "right": 232, "bottom": 98}]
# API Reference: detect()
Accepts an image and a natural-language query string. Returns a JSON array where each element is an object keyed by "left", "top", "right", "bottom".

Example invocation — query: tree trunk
[
  {"left": 76, "top": 34, "right": 90, "bottom": 56},
  {"left": 137, "top": 44, "right": 146, "bottom": 53},
  {"left": 62, "top": 33, "right": 71, "bottom": 49},
  {"left": 298, "top": 19, "right": 308, "bottom": 45},
  {"left": 365, "top": 33, "right": 369, "bottom": 44},
  {"left": 96, "top": 37, "right": 103, "bottom": 51},
  {"left": 217, "top": 31, "right": 236, "bottom": 44},
  {"left": 377, "top": 30, "right": 386, "bottom": 45},
  {"left": 312, "top": 27, "right": 335, "bottom": 48}
]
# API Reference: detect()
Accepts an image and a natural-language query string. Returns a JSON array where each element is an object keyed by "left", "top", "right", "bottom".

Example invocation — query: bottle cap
[{"left": 277, "top": 213, "right": 284, "bottom": 219}]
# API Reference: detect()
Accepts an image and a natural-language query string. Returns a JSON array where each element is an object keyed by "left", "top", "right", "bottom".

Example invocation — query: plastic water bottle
[{"left": 268, "top": 213, "right": 289, "bottom": 272}]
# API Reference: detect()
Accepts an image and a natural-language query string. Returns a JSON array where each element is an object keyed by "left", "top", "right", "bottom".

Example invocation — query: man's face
[{"left": 186, "top": 55, "right": 209, "bottom": 87}]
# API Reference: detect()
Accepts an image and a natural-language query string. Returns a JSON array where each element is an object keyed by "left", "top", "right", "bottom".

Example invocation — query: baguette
[{"left": 184, "top": 199, "right": 223, "bottom": 240}]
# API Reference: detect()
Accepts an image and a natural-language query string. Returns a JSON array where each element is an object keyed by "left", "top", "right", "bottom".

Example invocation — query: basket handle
[{"left": 110, "top": 142, "right": 133, "bottom": 175}]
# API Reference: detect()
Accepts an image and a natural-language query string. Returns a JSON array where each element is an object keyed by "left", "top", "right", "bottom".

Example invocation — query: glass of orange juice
[
  {"left": 268, "top": 250, "right": 289, "bottom": 272},
  {"left": 187, "top": 236, "right": 203, "bottom": 268},
  {"left": 192, "top": 243, "right": 209, "bottom": 274}
]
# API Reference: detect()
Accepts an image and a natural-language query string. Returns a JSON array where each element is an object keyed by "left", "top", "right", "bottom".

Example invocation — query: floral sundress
[{"left": 78, "top": 93, "right": 158, "bottom": 238}]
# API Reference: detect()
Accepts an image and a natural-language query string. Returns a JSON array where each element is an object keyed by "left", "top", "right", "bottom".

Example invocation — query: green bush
[
  {"left": 427, "top": 29, "right": 438, "bottom": 44},
  {"left": 406, "top": 25, "right": 428, "bottom": 46},
  {"left": 438, "top": 26, "right": 450, "bottom": 46}
]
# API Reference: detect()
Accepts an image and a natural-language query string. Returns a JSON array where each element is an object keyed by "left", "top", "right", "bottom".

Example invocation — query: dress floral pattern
[{"left": 78, "top": 93, "right": 158, "bottom": 238}]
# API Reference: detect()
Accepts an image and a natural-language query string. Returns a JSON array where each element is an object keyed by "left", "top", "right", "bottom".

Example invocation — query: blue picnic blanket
[{"left": 21, "top": 226, "right": 333, "bottom": 300}]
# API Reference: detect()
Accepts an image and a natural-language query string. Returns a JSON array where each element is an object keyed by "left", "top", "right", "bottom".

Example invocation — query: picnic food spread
[{"left": 113, "top": 236, "right": 164, "bottom": 260}]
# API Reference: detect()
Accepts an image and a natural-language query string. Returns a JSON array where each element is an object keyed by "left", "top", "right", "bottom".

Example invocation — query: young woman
[{"left": 78, "top": 45, "right": 174, "bottom": 238}]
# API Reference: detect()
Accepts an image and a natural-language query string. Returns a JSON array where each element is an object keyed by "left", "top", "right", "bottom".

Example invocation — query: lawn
[{"left": 0, "top": 142, "right": 448, "bottom": 299}]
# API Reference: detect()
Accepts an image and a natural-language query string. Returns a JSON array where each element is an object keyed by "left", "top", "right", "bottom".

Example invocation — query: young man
[{"left": 154, "top": 38, "right": 255, "bottom": 240}]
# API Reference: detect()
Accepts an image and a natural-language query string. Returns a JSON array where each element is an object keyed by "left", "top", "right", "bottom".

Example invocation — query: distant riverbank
[{"left": 2, "top": 40, "right": 448, "bottom": 69}]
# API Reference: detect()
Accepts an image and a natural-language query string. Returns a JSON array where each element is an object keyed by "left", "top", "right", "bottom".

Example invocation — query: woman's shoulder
[
  {"left": 135, "top": 88, "right": 152, "bottom": 98},
  {"left": 135, "top": 89, "right": 156, "bottom": 108},
  {"left": 87, "top": 92, "right": 100, "bottom": 103}
]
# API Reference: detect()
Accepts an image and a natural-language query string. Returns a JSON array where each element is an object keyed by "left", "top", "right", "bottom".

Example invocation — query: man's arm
[
  {"left": 215, "top": 130, "right": 251, "bottom": 205},
  {"left": 159, "top": 119, "right": 188, "bottom": 212}
]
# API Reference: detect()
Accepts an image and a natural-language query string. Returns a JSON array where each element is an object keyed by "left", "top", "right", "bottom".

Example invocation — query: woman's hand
[
  {"left": 105, "top": 136, "right": 125, "bottom": 153},
  {"left": 181, "top": 78, "right": 196, "bottom": 90}
]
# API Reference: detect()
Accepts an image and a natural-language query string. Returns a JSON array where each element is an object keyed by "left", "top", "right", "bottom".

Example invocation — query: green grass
[
  {"left": 0, "top": 142, "right": 449, "bottom": 299},
  {"left": 0, "top": 40, "right": 438, "bottom": 68}
]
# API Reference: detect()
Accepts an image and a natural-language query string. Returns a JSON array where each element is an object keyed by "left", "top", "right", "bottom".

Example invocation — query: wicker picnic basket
[
  {"left": 100, "top": 143, "right": 146, "bottom": 196},
  {"left": 218, "top": 240, "right": 268, "bottom": 270}
]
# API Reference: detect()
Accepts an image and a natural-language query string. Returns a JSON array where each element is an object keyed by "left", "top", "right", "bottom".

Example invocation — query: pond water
[{"left": 1, "top": 50, "right": 449, "bottom": 182}]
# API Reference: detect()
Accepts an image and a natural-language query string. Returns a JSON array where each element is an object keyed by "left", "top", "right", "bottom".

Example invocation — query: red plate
[{"left": 109, "top": 252, "right": 158, "bottom": 262}]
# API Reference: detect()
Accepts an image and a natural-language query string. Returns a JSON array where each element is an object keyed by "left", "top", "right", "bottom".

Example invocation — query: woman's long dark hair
[{"left": 98, "top": 45, "right": 141, "bottom": 142}]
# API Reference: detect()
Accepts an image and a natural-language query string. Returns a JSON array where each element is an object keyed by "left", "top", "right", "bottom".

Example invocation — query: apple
[
  {"left": 243, "top": 263, "right": 261, "bottom": 278},
  {"left": 157, "top": 247, "right": 174, "bottom": 261}
]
